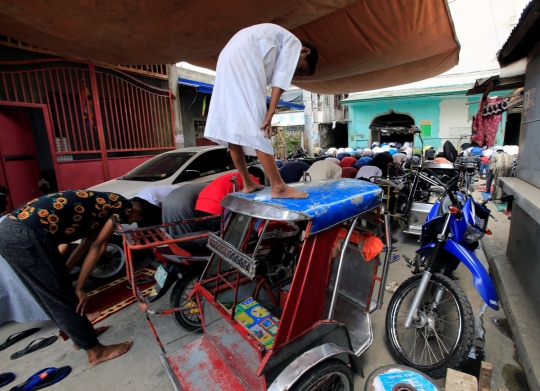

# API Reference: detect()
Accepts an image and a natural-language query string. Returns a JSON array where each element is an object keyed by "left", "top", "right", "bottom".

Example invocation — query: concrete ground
[{"left": 0, "top": 200, "right": 528, "bottom": 391}]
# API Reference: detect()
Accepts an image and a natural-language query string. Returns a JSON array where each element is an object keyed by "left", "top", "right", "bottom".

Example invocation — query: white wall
[{"left": 438, "top": 98, "right": 470, "bottom": 147}]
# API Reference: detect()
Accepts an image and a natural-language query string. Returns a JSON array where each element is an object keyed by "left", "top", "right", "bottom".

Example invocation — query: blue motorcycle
[{"left": 385, "top": 162, "right": 499, "bottom": 378}]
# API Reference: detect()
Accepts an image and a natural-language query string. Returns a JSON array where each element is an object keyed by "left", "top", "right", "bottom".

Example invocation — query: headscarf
[
  {"left": 336, "top": 152, "right": 351, "bottom": 160},
  {"left": 337, "top": 148, "right": 345, "bottom": 155},
  {"left": 344, "top": 147, "right": 354, "bottom": 155},
  {"left": 362, "top": 149, "right": 374, "bottom": 157},
  {"left": 338, "top": 157, "right": 357, "bottom": 168},
  {"left": 325, "top": 157, "right": 340, "bottom": 164},
  {"left": 353, "top": 149, "right": 363, "bottom": 158},
  {"left": 371, "top": 142, "right": 380, "bottom": 149},
  {"left": 355, "top": 157, "right": 373, "bottom": 167},
  {"left": 303, "top": 160, "right": 342, "bottom": 181},
  {"left": 326, "top": 147, "right": 337, "bottom": 156},
  {"left": 388, "top": 148, "right": 397, "bottom": 156},
  {"left": 314, "top": 147, "right": 322, "bottom": 155}
]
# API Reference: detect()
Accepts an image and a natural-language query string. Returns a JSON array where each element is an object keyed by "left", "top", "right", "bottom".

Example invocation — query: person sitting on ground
[
  {"left": 336, "top": 151, "right": 351, "bottom": 160},
  {"left": 302, "top": 160, "right": 342, "bottom": 181},
  {"left": 392, "top": 151, "right": 408, "bottom": 167},
  {"left": 405, "top": 154, "right": 422, "bottom": 167},
  {"left": 341, "top": 166, "right": 359, "bottom": 179},
  {"left": 325, "top": 147, "right": 337, "bottom": 157},
  {"left": 313, "top": 147, "right": 323, "bottom": 156},
  {"left": 0, "top": 190, "right": 150, "bottom": 365},
  {"left": 279, "top": 161, "right": 310, "bottom": 183},
  {"left": 371, "top": 151, "right": 393, "bottom": 174},
  {"left": 203, "top": 23, "right": 318, "bottom": 199},
  {"left": 338, "top": 156, "right": 357, "bottom": 169},
  {"left": 355, "top": 165, "right": 383, "bottom": 182},
  {"left": 355, "top": 156, "right": 373, "bottom": 168},
  {"left": 353, "top": 149, "right": 363, "bottom": 159},
  {"left": 362, "top": 148, "right": 374, "bottom": 157}
]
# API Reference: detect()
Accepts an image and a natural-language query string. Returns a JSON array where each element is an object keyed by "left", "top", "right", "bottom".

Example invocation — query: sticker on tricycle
[
  {"left": 235, "top": 297, "right": 280, "bottom": 349},
  {"left": 154, "top": 265, "right": 168, "bottom": 288}
]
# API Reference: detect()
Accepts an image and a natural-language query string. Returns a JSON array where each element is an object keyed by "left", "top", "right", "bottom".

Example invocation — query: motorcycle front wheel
[{"left": 385, "top": 273, "right": 474, "bottom": 379}]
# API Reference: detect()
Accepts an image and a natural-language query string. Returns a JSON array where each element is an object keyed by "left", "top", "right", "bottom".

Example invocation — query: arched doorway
[{"left": 370, "top": 111, "right": 415, "bottom": 145}]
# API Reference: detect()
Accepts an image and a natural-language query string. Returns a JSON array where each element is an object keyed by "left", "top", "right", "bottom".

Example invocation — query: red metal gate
[{"left": 0, "top": 58, "right": 175, "bottom": 191}]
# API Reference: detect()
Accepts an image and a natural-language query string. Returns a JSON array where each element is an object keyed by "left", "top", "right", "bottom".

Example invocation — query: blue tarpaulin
[{"left": 178, "top": 78, "right": 305, "bottom": 110}]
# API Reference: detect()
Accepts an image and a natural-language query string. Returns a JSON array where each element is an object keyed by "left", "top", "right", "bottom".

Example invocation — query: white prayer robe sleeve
[{"left": 271, "top": 36, "right": 302, "bottom": 91}]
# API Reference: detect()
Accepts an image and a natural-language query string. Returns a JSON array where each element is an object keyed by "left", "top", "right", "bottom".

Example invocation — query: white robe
[{"left": 204, "top": 24, "right": 302, "bottom": 156}]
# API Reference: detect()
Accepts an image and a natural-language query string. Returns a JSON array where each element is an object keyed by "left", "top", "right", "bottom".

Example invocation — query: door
[{"left": 0, "top": 107, "right": 42, "bottom": 211}]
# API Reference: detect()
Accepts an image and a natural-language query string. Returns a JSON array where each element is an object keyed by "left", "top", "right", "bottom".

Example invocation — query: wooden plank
[
  {"left": 446, "top": 368, "right": 478, "bottom": 391},
  {"left": 479, "top": 361, "right": 493, "bottom": 390}
]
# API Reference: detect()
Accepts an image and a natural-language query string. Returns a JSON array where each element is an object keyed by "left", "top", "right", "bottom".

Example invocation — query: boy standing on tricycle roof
[{"left": 204, "top": 23, "right": 318, "bottom": 199}]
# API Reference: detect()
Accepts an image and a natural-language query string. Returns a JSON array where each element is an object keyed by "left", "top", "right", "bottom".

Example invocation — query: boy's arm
[{"left": 260, "top": 86, "right": 283, "bottom": 139}]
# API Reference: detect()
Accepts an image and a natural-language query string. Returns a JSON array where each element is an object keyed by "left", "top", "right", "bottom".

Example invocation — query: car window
[
  {"left": 121, "top": 152, "right": 197, "bottom": 182},
  {"left": 173, "top": 149, "right": 231, "bottom": 183}
]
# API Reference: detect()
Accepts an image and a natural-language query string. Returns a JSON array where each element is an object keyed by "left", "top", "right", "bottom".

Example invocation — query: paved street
[{"left": 0, "top": 195, "right": 527, "bottom": 391}]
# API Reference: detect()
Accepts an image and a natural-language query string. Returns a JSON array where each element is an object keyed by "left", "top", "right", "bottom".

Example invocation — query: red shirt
[
  {"left": 195, "top": 172, "right": 259, "bottom": 215},
  {"left": 341, "top": 166, "right": 359, "bottom": 178}
]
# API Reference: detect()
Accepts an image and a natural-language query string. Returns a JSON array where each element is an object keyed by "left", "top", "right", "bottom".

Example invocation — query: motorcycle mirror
[{"left": 443, "top": 141, "right": 458, "bottom": 163}]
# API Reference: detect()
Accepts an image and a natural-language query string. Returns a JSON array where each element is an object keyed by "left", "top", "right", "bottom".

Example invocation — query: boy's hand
[{"left": 260, "top": 119, "right": 272, "bottom": 139}]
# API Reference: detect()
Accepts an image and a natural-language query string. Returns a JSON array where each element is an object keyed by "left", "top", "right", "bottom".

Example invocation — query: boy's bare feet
[
  {"left": 270, "top": 184, "right": 308, "bottom": 199},
  {"left": 87, "top": 342, "right": 133, "bottom": 366},
  {"left": 74, "top": 325, "right": 112, "bottom": 350},
  {"left": 243, "top": 180, "right": 264, "bottom": 193}
]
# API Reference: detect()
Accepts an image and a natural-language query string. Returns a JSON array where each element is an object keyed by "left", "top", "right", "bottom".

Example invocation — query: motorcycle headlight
[{"left": 464, "top": 223, "right": 484, "bottom": 243}]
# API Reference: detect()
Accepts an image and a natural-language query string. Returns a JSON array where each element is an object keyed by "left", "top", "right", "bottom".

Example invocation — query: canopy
[{"left": 0, "top": 0, "right": 459, "bottom": 94}]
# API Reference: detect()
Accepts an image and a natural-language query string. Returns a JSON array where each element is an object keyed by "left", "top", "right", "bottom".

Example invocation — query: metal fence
[{"left": 0, "top": 58, "right": 175, "bottom": 189}]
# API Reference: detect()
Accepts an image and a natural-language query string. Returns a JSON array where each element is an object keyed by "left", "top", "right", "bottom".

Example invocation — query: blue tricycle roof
[{"left": 221, "top": 179, "right": 383, "bottom": 235}]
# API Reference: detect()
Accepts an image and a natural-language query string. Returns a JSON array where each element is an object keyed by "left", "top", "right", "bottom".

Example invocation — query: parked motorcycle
[{"left": 384, "top": 163, "right": 499, "bottom": 378}]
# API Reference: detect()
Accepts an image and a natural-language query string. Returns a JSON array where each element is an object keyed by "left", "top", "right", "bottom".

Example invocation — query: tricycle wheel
[
  {"left": 169, "top": 271, "right": 202, "bottom": 332},
  {"left": 289, "top": 358, "right": 353, "bottom": 391},
  {"left": 88, "top": 236, "right": 125, "bottom": 282}
]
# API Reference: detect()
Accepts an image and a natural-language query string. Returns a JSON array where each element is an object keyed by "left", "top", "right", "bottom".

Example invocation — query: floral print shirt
[{"left": 9, "top": 190, "right": 132, "bottom": 244}]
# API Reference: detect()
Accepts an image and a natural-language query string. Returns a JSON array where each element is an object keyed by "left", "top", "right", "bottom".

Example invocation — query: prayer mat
[{"left": 59, "top": 268, "right": 155, "bottom": 341}]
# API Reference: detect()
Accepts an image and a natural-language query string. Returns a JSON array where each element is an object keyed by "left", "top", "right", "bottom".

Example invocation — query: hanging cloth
[{"left": 471, "top": 97, "right": 503, "bottom": 147}]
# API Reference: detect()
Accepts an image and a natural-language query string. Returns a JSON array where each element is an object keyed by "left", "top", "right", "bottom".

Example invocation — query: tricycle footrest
[{"left": 165, "top": 335, "right": 249, "bottom": 391}]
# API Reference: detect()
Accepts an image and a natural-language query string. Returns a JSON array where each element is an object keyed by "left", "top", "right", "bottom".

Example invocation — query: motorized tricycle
[{"left": 120, "top": 179, "right": 395, "bottom": 391}]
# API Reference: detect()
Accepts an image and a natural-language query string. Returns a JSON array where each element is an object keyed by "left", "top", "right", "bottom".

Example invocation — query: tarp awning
[
  {"left": 179, "top": 78, "right": 305, "bottom": 109},
  {"left": 0, "top": 0, "right": 459, "bottom": 94}
]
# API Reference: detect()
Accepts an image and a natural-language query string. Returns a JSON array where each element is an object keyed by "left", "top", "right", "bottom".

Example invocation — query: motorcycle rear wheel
[
  {"left": 170, "top": 271, "right": 202, "bottom": 331},
  {"left": 385, "top": 273, "right": 474, "bottom": 378}
]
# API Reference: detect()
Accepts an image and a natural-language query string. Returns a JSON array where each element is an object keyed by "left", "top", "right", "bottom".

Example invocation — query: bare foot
[
  {"left": 271, "top": 184, "right": 308, "bottom": 199},
  {"left": 87, "top": 342, "right": 133, "bottom": 366},
  {"left": 243, "top": 180, "right": 264, "bottom": 193},
  {"left": 74, "top": 325, "right": 112, "bottom": 350},
  {"left": 87, "top": 312, "right": 101, "bottom": 322}
]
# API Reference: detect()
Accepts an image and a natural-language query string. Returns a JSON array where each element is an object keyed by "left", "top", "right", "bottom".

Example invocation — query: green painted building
[{"left": 341, "top": 84, "right": 511, "bottom": 150}]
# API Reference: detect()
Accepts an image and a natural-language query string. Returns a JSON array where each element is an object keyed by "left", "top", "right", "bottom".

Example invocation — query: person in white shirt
[
  {"left": 135, "top": 185, "right": 180, "bottom": 207},
  {"left": 356, "top": 166, "right": 383, "bottom": 181},
  {"left": 302, "top": 160, "right": 342, "bottom": 181},
  {"left": 204, "top": 23, "right": 319, "bottom": 199}
]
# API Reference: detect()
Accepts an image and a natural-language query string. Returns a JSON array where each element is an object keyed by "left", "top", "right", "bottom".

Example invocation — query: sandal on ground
[
  {"left": 0, "top": 372, "right": 15, "bottom": 388},
  {"left": 389, "top": 254, "right": 400, "bottom": 263},
  {"left": 0, "top": 328, "right": 41, "bottom": 351},
  {"left": 10, "top": 336, "right": 58, "bottom": 360},
  {"left": 9, "top": 366, "right": 71, "bottom": 391},
  {"left": 385, "top": 282, "right": 400, "bottom": 293},
  {"left": 382, "top": 246, "right": 398, "bottom": 252}
]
